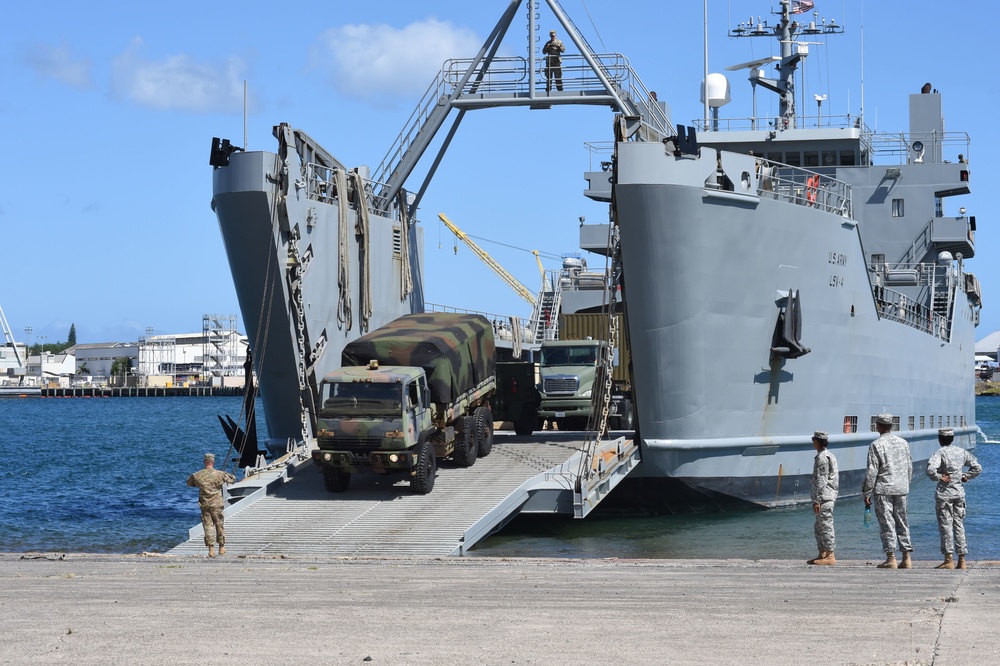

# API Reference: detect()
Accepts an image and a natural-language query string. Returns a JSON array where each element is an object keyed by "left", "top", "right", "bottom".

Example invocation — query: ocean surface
[{"left": 2, "top": 395, "right": 998, "bottom": 559}]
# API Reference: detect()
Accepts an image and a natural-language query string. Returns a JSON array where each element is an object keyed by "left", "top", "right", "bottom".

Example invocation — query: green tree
[{"left": 67, "top": 324, "right": 76, "bottom": 346}]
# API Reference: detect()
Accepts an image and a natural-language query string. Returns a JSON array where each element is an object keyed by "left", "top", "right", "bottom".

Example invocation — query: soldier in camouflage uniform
[
  {"left": 807, "top": 431, "right": 838, "bottom": 565},
  {"left": 861, "top": 414, "right": 913, "bottom": 569},
  {"left": 926, "top": 428, "right": 982, "bottom": 570},
  {"left": 542, "top": 30, "right": 565, "bottom": 92},
  {"left": 186, "top": 453, "right": 235, "bottom": 557}
]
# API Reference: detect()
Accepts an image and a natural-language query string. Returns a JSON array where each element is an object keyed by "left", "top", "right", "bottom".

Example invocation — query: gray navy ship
[
  {"left": 209, "top": 0, "right": 981, "bottom": 509},
  {"left": 600, "top": 0, "right": 982, "bottom": 507}
]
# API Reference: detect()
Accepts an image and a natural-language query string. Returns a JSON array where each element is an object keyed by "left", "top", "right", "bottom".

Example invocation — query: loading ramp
[{"left": 169, "top": 433, "right": 639, "bottom": 557}]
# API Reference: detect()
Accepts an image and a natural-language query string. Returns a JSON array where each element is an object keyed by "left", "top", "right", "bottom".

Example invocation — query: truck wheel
[
  {"left": 474, "top": 406, "right": 494, "bottom": 457},
  {"left": 322, "top": 467, "right": 350, "bottom": 493},
  {"left": 411, "top": 439, "right": 436, "bottom": 494},
  {"left": 620, "top": 399, "right": 634, "bottom": 431},
  {"left": 452, "top": 415, "right": 477, "bottom": 467}
]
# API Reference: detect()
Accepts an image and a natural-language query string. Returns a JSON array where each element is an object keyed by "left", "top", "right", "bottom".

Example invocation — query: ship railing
[
  {"left": 299, "top": 162, "right": 409, "bottom": 221},
  {"left": 868, "top": 131, "right": 971, "bottom": 164},
  {"left": 758, "top": 163, "right": 853, "bottom": 218},
  {"left": 873, "top": 284, "right": 949, "bottom": 340},
  {"left": 691, "top": 113, "right": 869, "bottom": 133},
  {"left": 424, "top": 302, "right": 535, "bottom": 346}
]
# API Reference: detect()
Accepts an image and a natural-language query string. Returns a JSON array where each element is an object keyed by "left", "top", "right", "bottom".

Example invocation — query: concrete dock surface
[{"left": 3, "top": 554, "right": 999, "bottom": 665}]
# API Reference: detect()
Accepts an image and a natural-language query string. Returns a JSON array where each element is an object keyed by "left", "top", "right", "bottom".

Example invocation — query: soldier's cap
[
  {"left": 204, "top": 452, "right": 216, "bottom": 461},
  {"left": 812, "top": 431, "right": 829, "bottom": 443},
  {"left": 875, "top": 413, "right": 893, "bottom": 426},
  {"left": 550, "top": 30, "right": 556, "bottom": 34},
  {"left": 938, "top": 428, "right": 954, "bottom": 438}
]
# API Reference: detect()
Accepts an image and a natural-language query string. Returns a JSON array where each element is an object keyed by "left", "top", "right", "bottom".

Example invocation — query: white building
[
  {"left": 0, "top": 343, "right": 29, "bottom": 385},
  {"left": 30, "top": 352, "right": 77, "bottom": 387},
  {"left": 65, "top": 342, "right": 138, "bottom": 385}
]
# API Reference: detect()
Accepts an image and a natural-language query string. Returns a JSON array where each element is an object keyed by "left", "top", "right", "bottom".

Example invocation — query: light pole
[
  {"left": 36, "top": 334, "right": 47, "bottom": 382},
  {"left": 24, "top": 326, "right": 31, "bottom": 359}
]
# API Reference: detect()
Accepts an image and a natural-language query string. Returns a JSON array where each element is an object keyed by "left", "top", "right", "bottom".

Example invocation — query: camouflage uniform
[
  {"left": 861, "top": 431, "right": 913, "bottom": 555},
  {"left": 811, "top": 448, "right": 839, "bottom": 553},
  {"left": 542, "top": 34, "right": 565, "bottom": 92},
  {"left": 926, "top": 444, "right": 982, "bottom": 556},
  {"left": 187, "top": 466, "right": 236, "bottom": 548}
]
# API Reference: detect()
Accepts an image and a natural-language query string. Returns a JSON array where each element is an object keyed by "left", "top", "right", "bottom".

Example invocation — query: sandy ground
[{"left": 2, "top": 553, "right": 999, "bottom": 665}]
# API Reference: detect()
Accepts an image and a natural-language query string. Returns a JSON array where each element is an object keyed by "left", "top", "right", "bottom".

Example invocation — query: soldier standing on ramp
[
  {"left": 926, "top": 428, "right": 982, "bottom": 570},
  {"left": 186, "top": 453, "right": 236, "bottom": 557},
  {"left": 862, "top": 414, "right": 914, "bottom": 569},
  {"left": 807, "top": 431, "right": 838, "bottom": 565}
]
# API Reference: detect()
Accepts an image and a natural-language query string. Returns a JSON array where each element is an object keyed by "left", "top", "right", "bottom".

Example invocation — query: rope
[
  {"left": 396, "top": 190, "right": 413, "bottom": 300},
  {"left": 335, "top": 168, "right": 352, "bottom": 330},
  {"left": 509, "top": 315, "right": 522, "bottom": 359},
  {"left": 351, "top": 171, "right": 374, "bottom": 331}
]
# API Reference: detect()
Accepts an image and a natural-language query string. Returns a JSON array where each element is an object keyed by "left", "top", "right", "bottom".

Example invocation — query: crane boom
[{"left": 438, "top": 213, "right": 535, "bottom": 306}]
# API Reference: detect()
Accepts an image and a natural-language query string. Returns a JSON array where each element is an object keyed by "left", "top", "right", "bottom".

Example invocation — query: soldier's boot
[
  {"left": 877, "top": 553, "right": 898, "bottom": 569},
  {"left": 207, "top": 545, "right": 216, "bottom": 558},
  {"left": 218, "top": 545, "right": 226, "bottom": 556},
  {"left": 899, "top": 551, "right": 913, "bottom": 569},
  {"left": 935, "top": 553, "right": 954, "bottom": 570},
  {"left": 957, "top": 555, "right": 967, "bottom": 570},
  {"left": 815, "top": 551, "right": 836, "bottom": 565},
  {"left": 807, "top": 550, "right": 827, "bottom": 565}
]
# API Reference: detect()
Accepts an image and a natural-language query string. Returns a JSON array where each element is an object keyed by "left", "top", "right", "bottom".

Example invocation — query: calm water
[{"left": 2, "top": 395, "right": 998, "bottom": 559}]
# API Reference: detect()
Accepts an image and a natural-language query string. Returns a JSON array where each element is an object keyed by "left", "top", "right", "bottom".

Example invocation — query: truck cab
[
  {"left": 314, "top": 363, "right": 438, "bottom": 493},
  {"left": 537, "top": 339, "right": 602, "bottom": 431}
]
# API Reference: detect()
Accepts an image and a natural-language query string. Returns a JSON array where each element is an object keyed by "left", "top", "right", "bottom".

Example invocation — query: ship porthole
[{"left": 741, "top": 171, "right": 752, "bottom": 191}]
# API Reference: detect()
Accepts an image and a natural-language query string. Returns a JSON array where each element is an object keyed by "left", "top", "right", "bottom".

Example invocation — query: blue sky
[{"left": 3, "top": 0, "right": 997, "bottom": 347}]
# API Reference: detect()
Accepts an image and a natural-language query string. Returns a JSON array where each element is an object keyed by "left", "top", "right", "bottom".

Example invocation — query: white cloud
[
  {"left": 24, "top": 44, "right": 92, "bottom": 89},
  {"left": 314, "top": 19, "right": 481, "bottom": 106},
  {"left": 111, "top": 37, "right": 246, "bottom": 113}
]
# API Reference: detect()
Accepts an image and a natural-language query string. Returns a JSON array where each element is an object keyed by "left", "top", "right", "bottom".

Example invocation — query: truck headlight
[
  {"left": 389, "top": 454, "right": 399, "bottom": 463},
  {"left": 322, "top": 452, "right": 333, "bottom": 462},
  {"left": 581, "top": 389, "right": 592, "bottom": 398}
]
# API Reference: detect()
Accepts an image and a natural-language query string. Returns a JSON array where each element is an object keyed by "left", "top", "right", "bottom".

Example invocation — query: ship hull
[
  {"left": 212, "top": 148, "right": 423, "bottom": 452},
  {"left": 614, "top": 142, "right": 977, "bottom": 507}
]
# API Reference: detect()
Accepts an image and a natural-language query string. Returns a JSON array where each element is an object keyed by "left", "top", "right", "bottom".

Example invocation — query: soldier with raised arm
[
  {"left": 186, "top": 453, "right": 236, "bottom": 557},
  {"left": 861, "top": 414, "right": 914, "bottom": 569},
  {"left": 927, "top": 428, "right": 982, "bottom": 569}
]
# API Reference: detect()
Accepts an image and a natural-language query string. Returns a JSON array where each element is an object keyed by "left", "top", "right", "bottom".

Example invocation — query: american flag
[{"left": 791, "top": 0, "right": 815, "bottom": 14}]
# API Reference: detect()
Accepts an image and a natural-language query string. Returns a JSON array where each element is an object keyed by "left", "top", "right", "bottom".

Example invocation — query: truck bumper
[
  {"left": 537, "top": 399, "right": 591, "bottom": 419},
  {"left": 311, "top": 448, "right": 415, "bottom": 474}
]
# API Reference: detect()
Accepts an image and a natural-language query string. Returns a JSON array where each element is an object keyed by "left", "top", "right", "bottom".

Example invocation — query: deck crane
[
  {"left": 0, "top": 304, "right": 24, "bottom": 367},
  {"left": 437, "top": 213, "right": 537, "bottom": 306}
]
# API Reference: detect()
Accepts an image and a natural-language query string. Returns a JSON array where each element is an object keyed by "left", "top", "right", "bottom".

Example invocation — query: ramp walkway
[{"left": 169, "top": 433, "right": 639, "bottom": 557}]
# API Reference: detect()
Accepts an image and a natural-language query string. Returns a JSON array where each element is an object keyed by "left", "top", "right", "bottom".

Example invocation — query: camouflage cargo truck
[
  {"left": 311, "top": 313, "right": 496, "bottom": 494},
  {"left": 537, "top": 313, "right": 633, "bottom": 432}
]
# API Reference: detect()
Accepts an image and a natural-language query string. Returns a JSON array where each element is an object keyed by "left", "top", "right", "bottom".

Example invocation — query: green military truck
[
  {"left": 311, "top": 313, "right": 496, "bottom": 495},
  {"left": 537, "top": 313, "right": 633, "bottom": 432}
]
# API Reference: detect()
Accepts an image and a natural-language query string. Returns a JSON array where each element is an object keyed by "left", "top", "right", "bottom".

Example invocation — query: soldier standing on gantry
[{"left": 542, "top": 30, "right": 565, "bottom": 92}]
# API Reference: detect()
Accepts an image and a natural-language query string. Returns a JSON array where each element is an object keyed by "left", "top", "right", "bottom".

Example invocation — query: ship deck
[{"left": 169, "top": 432, "right": 638, "bottom": 557}]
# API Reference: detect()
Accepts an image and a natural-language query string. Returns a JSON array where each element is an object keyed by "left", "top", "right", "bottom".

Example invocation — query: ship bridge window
[
  {"left": 892, "top": 199, "right": 905, "bottom": 217},
  {"left": 822, "top": 151, "right": 837, "bottom": 166},
  {"left": 804, "top": 151, "right": 820, "bottom": 167},
  {"left": 766, "top": 152, "right": 782, "bottom": 163},
  {"left": 785, "top": 152, "right": 801, "bottom": 167},
  {"left": 839, "top": 150, "right": 856, "bottom": 166}
]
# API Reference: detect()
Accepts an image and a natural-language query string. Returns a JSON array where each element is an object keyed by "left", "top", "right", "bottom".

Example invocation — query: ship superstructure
[{"left": 594, "top": 0, "right": 982, "bottom": 506}]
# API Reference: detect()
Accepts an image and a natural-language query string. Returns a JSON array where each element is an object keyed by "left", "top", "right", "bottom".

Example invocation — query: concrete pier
[{"left": 2, "top": 554, "right": 998, "bottom": 665}]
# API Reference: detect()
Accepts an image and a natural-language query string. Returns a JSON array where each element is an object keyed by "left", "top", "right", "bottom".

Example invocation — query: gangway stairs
[{"left": 169, "top": 433, "right": 639, "bottom": 557}]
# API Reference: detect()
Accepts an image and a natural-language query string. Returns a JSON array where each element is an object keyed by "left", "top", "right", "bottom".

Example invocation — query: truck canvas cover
[{"left": 341, "top": 313, "right": 496, "bottom": 404}]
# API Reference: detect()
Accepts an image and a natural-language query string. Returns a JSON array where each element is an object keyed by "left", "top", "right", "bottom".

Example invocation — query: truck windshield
[
  {"left": 320, "top": 382, "right": 403, "bottom": 418},
  {"left": 541, "top": 345, "right": 599, "bottom": 367}
]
